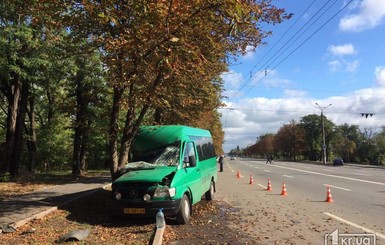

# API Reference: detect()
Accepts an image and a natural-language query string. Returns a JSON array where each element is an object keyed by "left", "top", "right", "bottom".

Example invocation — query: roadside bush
[{"left": 0, "top": 173, "right": 11, "bottom": 182}]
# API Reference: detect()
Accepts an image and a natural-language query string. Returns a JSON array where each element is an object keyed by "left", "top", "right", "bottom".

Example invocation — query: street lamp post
[{"left": 315, "top": 103, "right": 332, "bottom": 165}]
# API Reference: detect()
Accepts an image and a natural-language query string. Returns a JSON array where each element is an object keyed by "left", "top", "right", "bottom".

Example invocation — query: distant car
[
  {"left": 333, "top": 157, "right": 344, "bottom": 166},
  {"left": 230, "top": 156, "right": 236, "bottom": 160}
]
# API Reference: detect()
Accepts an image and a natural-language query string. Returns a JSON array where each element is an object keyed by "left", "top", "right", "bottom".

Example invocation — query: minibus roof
[{"left": 133, "top": 125, "right": 211, "bottom": 153}]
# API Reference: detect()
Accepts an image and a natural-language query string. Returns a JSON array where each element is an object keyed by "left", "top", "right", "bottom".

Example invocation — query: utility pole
[{"left": 315, "top": 103, "right": 332, "bottom": 165}]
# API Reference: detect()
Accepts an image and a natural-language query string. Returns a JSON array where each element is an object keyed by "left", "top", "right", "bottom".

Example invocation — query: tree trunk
[
  {"left": 46, "top": 87, "right": 54, "bottom": 124},
  {"left": 10, "top": 82, "right": 29, "bottom": 177},
  {"left": 26, "top": 94, "right": 37, "bottom": 173},
  {"left": 1, "top": 77, "right": 21, "bottom": 175},
  {"left": 72, "top": 122, "right": 82, "bottom": 175},
  {"left": 154, "top": 108, "right": 163, "bottom": 124},
  {"left": 72, "top": 73, "right": 88, "bottom": 176},
  {"left": 118, "top": 105, "right": 134, "bottom": 168},
  {"left": 109, "top": 87, "right": 124, "bottom": 176},
  {"left": 80, "top": 120, "right": 91, "bottom": 172},
  {"left": 117, "top": 72, "right": 162, "bottom": 168}
]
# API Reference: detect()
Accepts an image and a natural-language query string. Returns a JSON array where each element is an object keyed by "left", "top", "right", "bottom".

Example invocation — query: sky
[{"left": 219, "top": 0, "right": 385, "bottom": 153}]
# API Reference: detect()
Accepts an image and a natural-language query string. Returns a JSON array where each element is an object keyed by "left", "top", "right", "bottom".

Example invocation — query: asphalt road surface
[{"left": 214, "top": 158, "right": 385, "bottom": 244}]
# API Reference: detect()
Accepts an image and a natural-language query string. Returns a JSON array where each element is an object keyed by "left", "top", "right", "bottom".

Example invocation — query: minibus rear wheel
[{"left": 176, "top": 194, "right": 191, "bottom": 224}]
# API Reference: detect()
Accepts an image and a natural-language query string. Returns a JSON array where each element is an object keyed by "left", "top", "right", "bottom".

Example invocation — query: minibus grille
[{"left": 119, "top": 182, "right": 155, "bottom": 200}]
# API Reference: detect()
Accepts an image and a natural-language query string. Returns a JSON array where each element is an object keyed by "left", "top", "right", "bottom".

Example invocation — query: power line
[
  {"left": 230, "top": 0, "right": 354, "bottom": 103},
  {"left": 233, "top": 0, "right": 320, "bottom": 97},
  {"left": 267, "top": 0, "right": 339, "bottom": 67}
]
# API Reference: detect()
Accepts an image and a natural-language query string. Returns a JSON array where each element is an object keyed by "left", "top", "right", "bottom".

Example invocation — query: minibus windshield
[{"left": 131, "top": 143, "right": 180, "bottom": 167}]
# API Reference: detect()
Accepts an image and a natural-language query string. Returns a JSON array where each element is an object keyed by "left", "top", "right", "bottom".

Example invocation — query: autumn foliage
[{"left": 0, "top": 0, "right": 291, "bottom": 177}]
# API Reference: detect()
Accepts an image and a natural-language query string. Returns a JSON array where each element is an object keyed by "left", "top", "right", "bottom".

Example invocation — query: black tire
[
  {"left": 205, "top": 180, "right": 215, "bottom": 201},
  {"left": 176, "top": 194, "right": 191, "bottom": 224}
]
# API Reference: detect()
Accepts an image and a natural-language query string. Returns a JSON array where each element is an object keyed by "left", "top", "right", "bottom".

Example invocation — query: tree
[
  {"left": 0, "top": 0, "right": 291, "bottom": 179},
  {"left": 60, "top": 0, "right": 291, "bottom": 177},
  {"left": 373, "top": 127, "right": 385, "bottom": 165},
  {"left": 300, "top": 114, "right": 322, "bottom": 161},
  {"left": 68, "top": 51, "right": 106, "bottom": 175},
  {"left": 300, "top": 114, "right": 334, "bottom": 161},
  {"left": 332, "top": 124, "right": 357, "bottom": 162},
  {"left": 275, "top": 121, "right": 306, "bottom": 161},
  {"left": 0, "top": 0, "right": 50, "bottom": 177}
]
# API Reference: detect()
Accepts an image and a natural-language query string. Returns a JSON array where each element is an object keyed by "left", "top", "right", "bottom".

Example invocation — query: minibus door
[{"left": 182, "top": 141, "right": 202, "bottom": 203}]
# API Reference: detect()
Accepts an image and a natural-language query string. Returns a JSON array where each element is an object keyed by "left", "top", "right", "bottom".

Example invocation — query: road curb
[{"left": 152, "top": 226, "right": 166, "bottom": 245}]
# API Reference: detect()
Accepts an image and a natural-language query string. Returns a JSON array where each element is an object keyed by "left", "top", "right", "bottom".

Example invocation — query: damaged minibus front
[{"left": 107, "top": 125, "right": 218, "bottom": 224}]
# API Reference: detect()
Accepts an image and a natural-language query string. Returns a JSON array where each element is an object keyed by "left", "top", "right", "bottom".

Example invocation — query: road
[{"left": 214, "top": 158, "right": 385, "bottom": 244}]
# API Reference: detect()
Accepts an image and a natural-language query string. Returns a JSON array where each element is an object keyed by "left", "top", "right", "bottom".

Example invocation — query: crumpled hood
[{"left": 114, "top": 166, "right": 176, "bottom": 183}]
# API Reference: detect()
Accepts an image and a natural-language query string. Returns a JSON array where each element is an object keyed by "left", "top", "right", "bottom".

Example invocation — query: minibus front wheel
[{"left": 176, "top": 194, "right": 191, "bottom": 224}]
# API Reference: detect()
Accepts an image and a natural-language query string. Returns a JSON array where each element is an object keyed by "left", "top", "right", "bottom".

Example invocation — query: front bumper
[{"left": 106, "top": 198, "right": 181, "bottom": 217}]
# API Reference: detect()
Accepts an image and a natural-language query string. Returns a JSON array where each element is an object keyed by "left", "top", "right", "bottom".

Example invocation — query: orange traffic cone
[
  {"left": 266, "top": 178, "right": 272, "bottom": 191},
  {"left": 281, "top": 182, "right": 288, "bottom": 196},
  {"left": 325, "top": 186, "right": 334, "bottom": 203},
  {"left": 236, "top": 170, "right": 240, "bottom": 179},
  {"left": 249, "top": 174, "right": 253, "bottom": 185}
]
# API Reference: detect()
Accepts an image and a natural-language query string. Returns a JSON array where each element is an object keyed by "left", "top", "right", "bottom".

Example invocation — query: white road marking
[
  {"left": 264, "top": 170, "right": 271, "bottom": 173},
  {"left": 353, "top": 173, "right": 372, "bottom": 176},
  {"left": 283, "top": 175, "right": 294, "bottom": 178},
  {"left": 258, "top": 184, "right": 266, "bottom": 189},
  {"left": 324, "top": 212, "right": 385, "bottom": 240},
  {"left": 271, "top": 165, "right": 385, "bottom": 186},
  {"left": 255, "top": 166, "right": 259, "bottom": 169},
  {"left": 323, "top": 184, "right": 351, "bottom": 191}
]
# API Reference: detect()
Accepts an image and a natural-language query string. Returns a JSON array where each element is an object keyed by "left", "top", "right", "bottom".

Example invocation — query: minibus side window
[{"left": 183, "top": 142, "right": 197, "bottom": 168}]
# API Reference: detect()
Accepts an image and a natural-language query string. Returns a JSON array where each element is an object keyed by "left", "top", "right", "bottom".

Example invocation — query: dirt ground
[{"left": 0, "top": 187, "right": 257, "bottom": 245}]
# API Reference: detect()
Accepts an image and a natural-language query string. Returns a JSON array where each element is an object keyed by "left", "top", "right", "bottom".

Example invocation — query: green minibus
[{"left": 107, "top": 125, "right": 218, "bottom": 224}]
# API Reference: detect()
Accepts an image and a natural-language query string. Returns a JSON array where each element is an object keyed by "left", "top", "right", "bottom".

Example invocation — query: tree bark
[
  {"left": 72, "top": 69, "right": 88, "bottom": 176},
  {"left": 46, "top": 87, "right": 54, "bottom": 124},
  {"left": 117, "top": 71, "right": 163, "bottom": 168},
  {"left": 10, "top": 82, "right": 29, "bottom": 177},
  {"left": 0, "top": 77, "right": 21, "bottom": 175},
  {"left": 26, "top": 94, "right": 37, "bottom": 173},
  {"left": 109, "top": 87, "right": 124, "bottom": 176},
  {"left": 79, "top": 120, "right": 91, "bottom": 172},
  {"left": 154, "top": 108, "right": 163, "bottom": 124},
  {"left": 72, "top": 121, "right": 82, "bottom": 175}
]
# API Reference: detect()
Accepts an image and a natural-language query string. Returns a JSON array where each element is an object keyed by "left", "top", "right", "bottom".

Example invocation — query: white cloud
[
  {"left": 346, "top": 60, "right": 360, "bottom": 73},
  {"left": 220, "top": 97, "right": 316, "bottom": 152},
  {"left": 327, "top": 58, "right": 359, "bottom": 73},
  {"left": 221, "top": 83, "right": 385, "bottom": 153},
  {"left": 221, "top": 70, "right": 243, "bottom": 98},
  {"left": 329, "top": 60, "right": 342, "bottom": 72},
  {"left": 253, "top": 69, "right": 292, "bottom": 88},
  {"left": 221, "top": 69, "right": 293, "bottom": 102},
  {"left": 339, "top": 0, "right": 385, "bottom": 32},
  {"left": 326, "top": 44, "right": 359, "bottom": 73},
  {"left": 375, "top": 66, "right": 385, "bottom": 86},
  {"left": 328, "top": 44, "right": 356, "bottom": 56}
]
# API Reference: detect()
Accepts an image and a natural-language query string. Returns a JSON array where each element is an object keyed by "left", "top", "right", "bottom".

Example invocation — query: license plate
[{"left": 124, "top": 208, "right": 145, "bottom": 214}]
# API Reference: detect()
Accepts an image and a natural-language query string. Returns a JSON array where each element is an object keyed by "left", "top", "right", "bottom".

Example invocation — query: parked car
[{"left": 333, "top": 157, "right": 344, "bottom": 166}]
